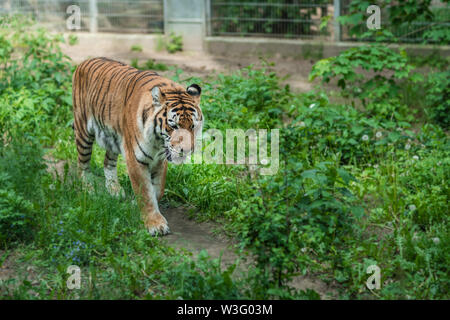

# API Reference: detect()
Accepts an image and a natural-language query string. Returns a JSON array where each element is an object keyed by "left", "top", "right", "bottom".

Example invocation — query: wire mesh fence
[
  {"left": 0, "top": 0, "right": 164, "bottom": 33},
  {"left": 0, "top": 0, "right": 448, "bottom": 42},
  {"left": 340, "top": 0, "right": 450, "bottom": 43},
  {"left": 208, "top": 0, "right": 449, "bottom": 43},
  {"left": 208, "top": 0, "right": 335, "bottom": 39}
]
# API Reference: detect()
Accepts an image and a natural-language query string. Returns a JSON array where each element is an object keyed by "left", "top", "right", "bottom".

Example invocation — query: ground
[{"left": 51, "top": 40, "right": 336, "bottom": 298}]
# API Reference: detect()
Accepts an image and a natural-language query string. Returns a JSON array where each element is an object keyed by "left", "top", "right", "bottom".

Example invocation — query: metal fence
[
  {"left": 341, "top": 0, "right": 450, "bottom": 43},
  {"left": 0, "top": 0, "right": 448, "bottom": 43},
  {"left": 208, "top": 0, "right": 335, "bottom": 39},
  {"left": 208, "top": 0, "right": 449, "bottom": 43},
  {"left": 1, "top": 0, "right": 164, "bottom": 33}
]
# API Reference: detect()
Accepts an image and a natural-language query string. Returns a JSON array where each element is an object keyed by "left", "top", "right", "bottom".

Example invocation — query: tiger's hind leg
[
  {"left": 104, "top": 150, "right": 124, "bottom": 197},
  {"left": 74, "top": 123, "right": 95, "bottom": 187}
]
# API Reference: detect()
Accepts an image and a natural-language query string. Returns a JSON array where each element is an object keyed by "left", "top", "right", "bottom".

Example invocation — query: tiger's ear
[
  {"left": 151, "top": 86, "right": 166, "bottom": 108},
  {"left": 187, "top": 84, "right": 201, "bottom": 102}
]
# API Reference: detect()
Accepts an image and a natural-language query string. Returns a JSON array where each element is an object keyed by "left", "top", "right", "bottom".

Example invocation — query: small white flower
[
  {"left": 409, "top": 204, "right": 416, "bottom": 211},
  {"left": 49, "top": 184, "right": 55, "bottom": 190},
  {"left": 299, "top": 121, "right": 306, "bottom": 127},
  {"left": 432, "top": 237, "right": 440, "bottom": 244},
  {"left": 260, "top": 159, "right": 269, "bottom": 165},
  {"left": 309, "top": 103, "right": 316, "bottom": 109},
  {"left": 413, "top": 155, "right": 419, "bottom": 160},
  {"left": 301, "top": 247, "right": 307, "bottom": 253},
  {"left": 376, "top": 132, "right": 382, "bottom": 138},
  {"left": 362, "top": 135, "right": 369, "bottom": 141},
  {"left": 373, "top": 164, "right": 379, "bottom": 169},
  {"left": 405, "top": 144, "right": 411, "bottom": 150}
]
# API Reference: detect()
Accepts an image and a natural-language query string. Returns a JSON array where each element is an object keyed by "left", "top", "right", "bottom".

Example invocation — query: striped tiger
[{"left": 72, "top": 57, "right": 203, "bottom": 235}]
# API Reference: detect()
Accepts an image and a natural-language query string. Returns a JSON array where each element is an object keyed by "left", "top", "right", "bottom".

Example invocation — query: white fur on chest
[{"left": 134, "top": 132, "right": 166, "bottom": 169}]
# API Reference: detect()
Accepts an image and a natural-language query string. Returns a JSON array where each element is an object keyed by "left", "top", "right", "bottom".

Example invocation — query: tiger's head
[{"left": 151, "top": 84, "right": 203, "bottom": 163}]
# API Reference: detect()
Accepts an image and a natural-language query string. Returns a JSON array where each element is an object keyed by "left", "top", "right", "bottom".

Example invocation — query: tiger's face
[{"left": 152, "top": 84, "right": 203, "bottom": 163}]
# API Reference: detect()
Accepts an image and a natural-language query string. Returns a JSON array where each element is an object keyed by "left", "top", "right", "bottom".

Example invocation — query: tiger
[{"left": 72, "top": 57, "right": 203, "bottom": 236}]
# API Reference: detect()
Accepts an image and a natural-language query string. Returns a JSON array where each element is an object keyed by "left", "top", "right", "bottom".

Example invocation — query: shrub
[
  {"left": 310, "top": 44, "right": 421, "bottom": 122},
  {"left": 424, "top": 71, "right": 450, "bottom": 129}
]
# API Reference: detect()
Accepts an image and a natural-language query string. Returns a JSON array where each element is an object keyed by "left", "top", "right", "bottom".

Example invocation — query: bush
[
  {"left": 310, "top": 44, "right": 421, "bottom": 122},
  {"left": 424, "top": 71, "right": 450, "bottom": 129},
  {"left": 202, "top": 62, "right": 290, "bottom": 130},
  {"left": 0, "top": 15, "right": 73, "bottom": 144},
  {"left": 0, "top": 135, "right": 46, "bottom": 247},
  {"left": 289, "top": 91, "right": 414, "bottom": 165}
]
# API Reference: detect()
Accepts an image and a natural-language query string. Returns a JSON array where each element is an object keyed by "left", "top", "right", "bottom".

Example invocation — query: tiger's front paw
[{"left": 145, "top": 213, "right": 170, "bottom": 236}]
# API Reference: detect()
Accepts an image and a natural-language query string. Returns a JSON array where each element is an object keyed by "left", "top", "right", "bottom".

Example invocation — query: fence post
[
  {"left": 333, "top": 0, "right": 341, "bottom": 41},
  {"left": 205, "top": 0, "right": 211, "bottom": 37},
  {"left": 164, "top": 0, "right": 206, "bottom": 51},
  {"left": 89, "top": 0, "right": 98, "bottom": 33}
]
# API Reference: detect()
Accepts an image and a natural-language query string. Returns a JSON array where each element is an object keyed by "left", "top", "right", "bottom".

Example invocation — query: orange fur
[{"left": 72, "top": 57, "right": 203, "bottom": 235}]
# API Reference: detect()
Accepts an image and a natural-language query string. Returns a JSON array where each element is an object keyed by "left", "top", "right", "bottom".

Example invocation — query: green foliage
[
  {"left": 164, "top": 32, "right": 183, "bottom": 54},
  {"left": 0, "top": 15, "right": 73, "bottom": 144},
  {"left": 288, "top": 92, "right": 415, "bottom": 165},
  {"left": 131, "top": 58, "right": 169, "bottom": 71},
  {"left": 130, "top": 44, "right": 143, "bottom": 52},
  {"left": 338, "top": 0, "right": 449, "bottom": 44},
  {"left": 201, "top": 61, "right": 290, "bottom": 130},
  {"left": 211, "top": 0, "right": 331, "bottom": 38},
  {"left": 310, "top": 44, "right": 421, "bottom": 122},
  {"left": 228, "top": 159, "right": 362, "bottom": 294},
  {"left": 0, "top": 136, "right": 46, "bottom": 247},
  {"left": 0, "top": 190, "right": 35, "bottom": 246},
  {"left": 424, "top": 71, "right": 450, "bottom": 128},
  {"left": 1, "top": 16, "right": 449, "bottom": 300},
  {"left": 68, "top": 34, "right": 78, "bottom": 46},
  {"left": 160, "top": 250, "right": 243, "bottom": 299}
]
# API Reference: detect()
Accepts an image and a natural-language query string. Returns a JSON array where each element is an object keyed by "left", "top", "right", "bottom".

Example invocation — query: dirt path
[
  {"left": 162, "top": 207, "right": 336, "bottom": 299},
  {"left": 61, "top": 36, "right": 319, "bottom": 93}
]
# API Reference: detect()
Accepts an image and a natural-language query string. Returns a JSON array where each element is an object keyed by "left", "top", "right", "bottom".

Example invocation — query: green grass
[{"left": 0, "top": 15, "right": 449, "bottom": 300}]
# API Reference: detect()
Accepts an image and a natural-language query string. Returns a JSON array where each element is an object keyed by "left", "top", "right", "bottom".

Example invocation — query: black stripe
[
  {"left": 112, "top": 134, "right": 121, "bottom": 152},
  {"left": 76, "top": 139, "right": 91, "bottom": 150},
  {"left": 106, "top": 154, "right": 117, "bottom": 162},
  {"left": 135, "top": 134, "right": 153, "bottom": 160},
  {"left": 78, "top": 151, "right": 92, "bottom": 157},
  {"left": 134, "top": 153, "right": 149, "bottom": 166},
  {"left": 139, "top": 75, "right": 159, "bottom": 90},
  {"left": 99, "top": 65, "right": 126, "bottom": 119},
  {"left": 142, "top": 108, "right": 150, "bottom": 126},
  {"left": 126, "top": 72, "right": 154, "bottom": 103},
  {"left": 78, "top": 134, "right": 93, "bottom": 146},
  {"left": 123, "top": 71, "right": 142, "bottom": 106}
]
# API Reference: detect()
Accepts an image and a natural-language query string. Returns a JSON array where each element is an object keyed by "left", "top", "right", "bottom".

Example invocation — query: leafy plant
[
  {"left": 310, "top": 44, "right": 423, "bottom": 122},
  {"left": 166, "top": 32, "right": 183, "bottom": 53},
  {"left": 424, "top": 71, "right": 450, "bottom": 128}
]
